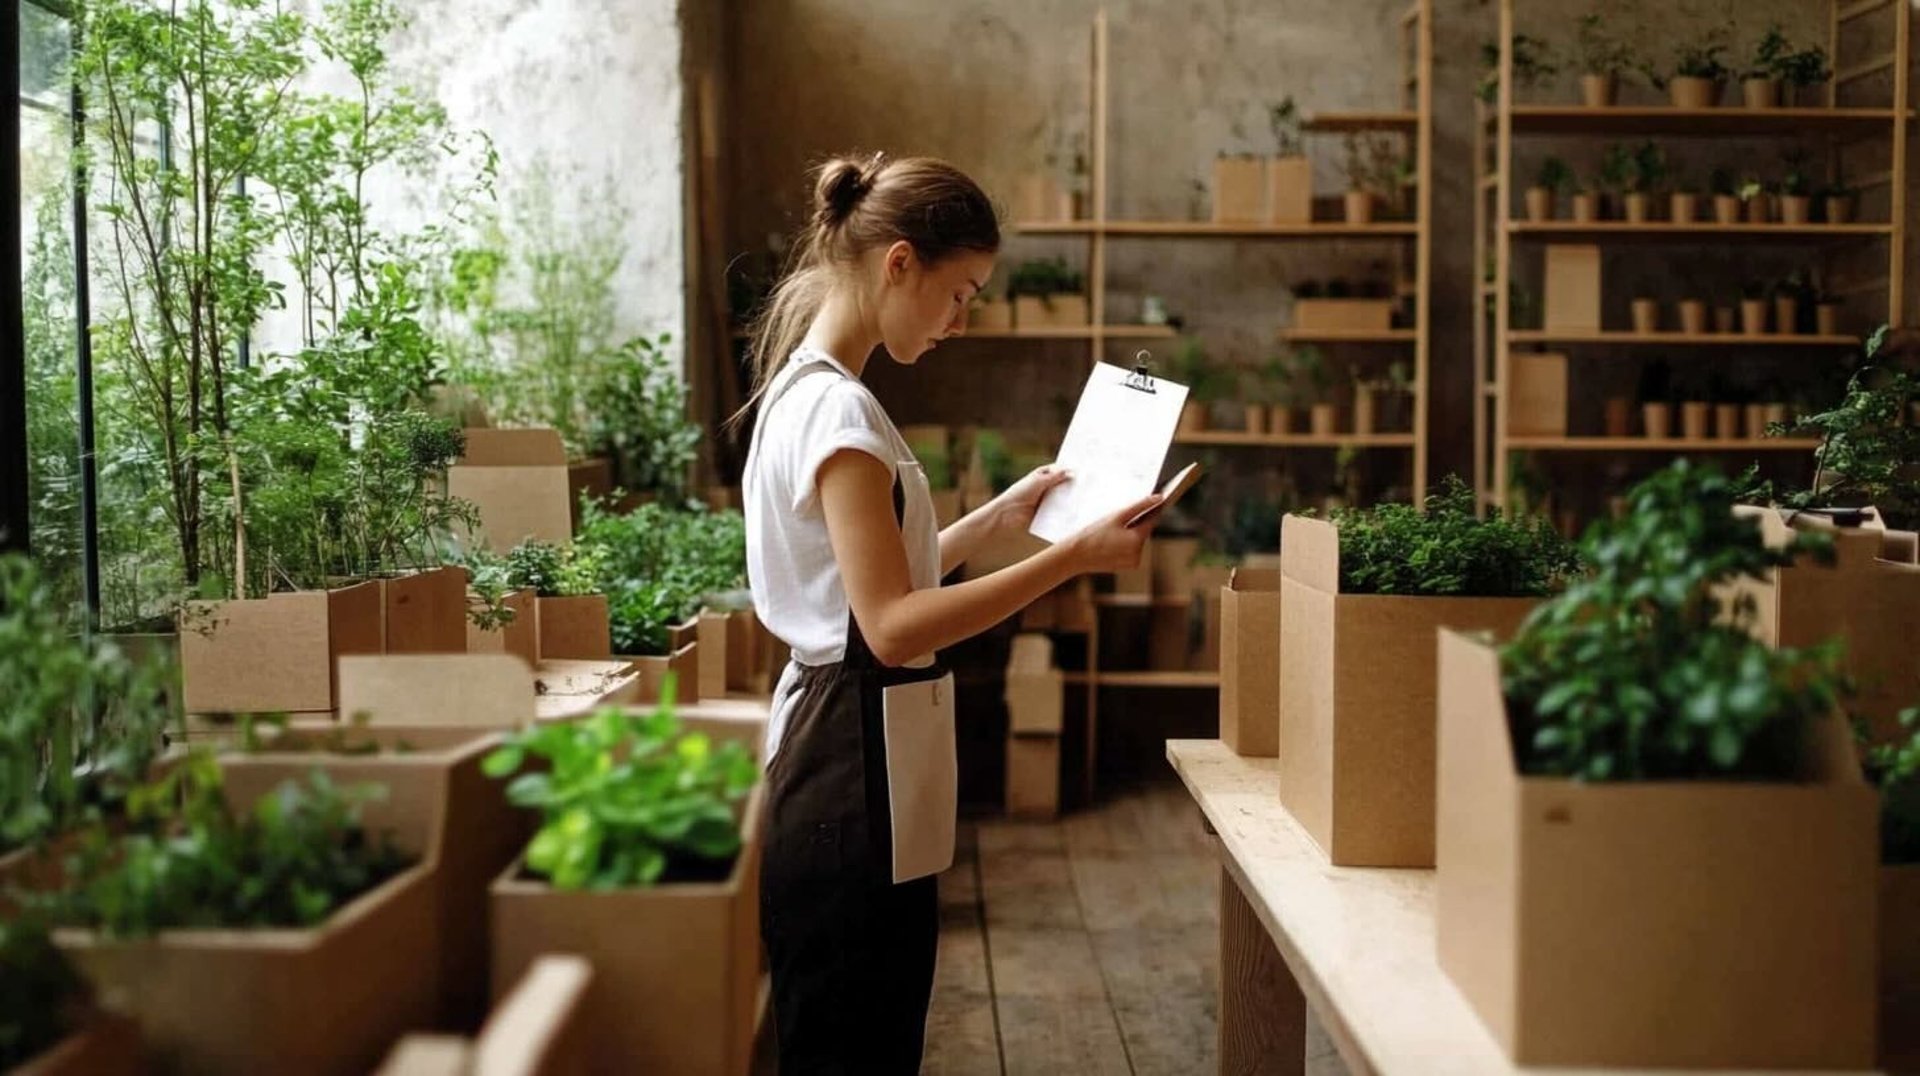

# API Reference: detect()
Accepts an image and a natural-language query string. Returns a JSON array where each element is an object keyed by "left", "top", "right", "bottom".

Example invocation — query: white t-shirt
[{"left": 744, "top": 345, "right": 943, "bottom": 760}]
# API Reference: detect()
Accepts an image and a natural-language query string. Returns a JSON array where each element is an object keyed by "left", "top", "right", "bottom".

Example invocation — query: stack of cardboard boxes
[{"left": 1004, "top": 633, "right": 1066, "bottom": 819}]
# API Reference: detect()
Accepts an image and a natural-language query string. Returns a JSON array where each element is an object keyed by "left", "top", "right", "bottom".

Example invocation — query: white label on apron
[{"left": 881, "top": 672, "right": 958, "bottom": 883}]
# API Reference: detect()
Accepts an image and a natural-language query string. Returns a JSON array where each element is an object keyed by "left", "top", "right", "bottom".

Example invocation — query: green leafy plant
[
  {"left": 1170, "top": 338, "right": 1233, "bottom": 405},
  {"left": 1750, "top": 26, "right": 1830, "bottom": 86},
  {"left": 1478, "top": 33, "right": 1559, "bottom": 103},
  {"left": 1867, "top": 707, "right": 1920, "bottom": 864},
  {"left": 1601, "top": 141, "right": 1667, "bottom": 195},
  {"left": 481, "top": 696, "right": 757, "bottom": 889},
  {"left": 906, "top": 435, "right": 954, "bottom": 491},
  {"left": 1005, "top": 258, "right": 1085, "bottom": 304},
  {"left": 1501, "top": 461, "right": 1846, "bottom": 782},
  {"left": 0, "top": 916, "right": 86, "bottom": 1070},
  {"left": 1319, "top": 476, "right": 1581, "bottom": 597},
  {"left": 583, "top": 333, "right": 699, "bottom": 502},
  {"left": 1766, "top": 327, "right": 1920, "bottom": 529},
  {"left": 460, "top": 547, "right": 518, "bottom": 633},
  {"left": 1747, "top": 25, "right": 1790, "bottom": 81},
  {"left": 0, "top": 555, "right": 176, "bottom": 856},
  {"left": 504, "top": 540, "right": 605, "bottom": 599},
  {"left": 1536, "top": 156, "right": 1574, "bottom": 194},
  {"left": 1576, "top": 12, "right": 1635, "bottom": 78},
  {"left": 576, "top": 502, "right": 747, "bottom": 655},
  {"left": 1710, "top": 167, "right": 1737, "bottom": 197},
  {"left": 1270, "top": 96, "right": 1303, "bottom": 157},
  {"left": 33, "top": 753, "right": 411, "bottom": 937}
]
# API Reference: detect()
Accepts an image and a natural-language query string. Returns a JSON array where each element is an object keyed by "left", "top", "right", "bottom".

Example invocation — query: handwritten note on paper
[{"left": 1029, "top": 362, "right": 1190, "bottom": 545}]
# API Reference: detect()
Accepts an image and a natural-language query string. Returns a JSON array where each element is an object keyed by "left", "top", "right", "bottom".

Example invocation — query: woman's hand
[
  {"left": 990, "top": 464, "right": 1073, "bottom": 533},
  {"left": 1060, "top": 493, "right": 1163, "bottom": 574}
]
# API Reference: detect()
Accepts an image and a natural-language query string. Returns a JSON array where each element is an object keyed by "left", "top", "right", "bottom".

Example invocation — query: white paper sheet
[{"left": 1029, "top": 362, "right": 1189, "bottom": 545}]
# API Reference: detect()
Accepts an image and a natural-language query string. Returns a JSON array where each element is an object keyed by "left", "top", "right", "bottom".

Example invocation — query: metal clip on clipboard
[{"left": 1125, "top": 350, "right": 1158, "bottom": 394}]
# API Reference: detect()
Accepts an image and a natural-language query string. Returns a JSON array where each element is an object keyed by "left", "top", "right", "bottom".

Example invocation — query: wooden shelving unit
[
  {"left": 964, "top": 324, "right": 1175, "bottom": 340},
  {"left": 1473, "top": 0, "right": 1911, "bottom": 515},
  {"left": 1013, "top": 3, "right": 1435, "bottom": 803}
]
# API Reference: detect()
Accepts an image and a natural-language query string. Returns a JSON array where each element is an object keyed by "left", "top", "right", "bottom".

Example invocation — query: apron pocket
[{"left": 880, "top": 672, "right": 958, "bottom": 883}]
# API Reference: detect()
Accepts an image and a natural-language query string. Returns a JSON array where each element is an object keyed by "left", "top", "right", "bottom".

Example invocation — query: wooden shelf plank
[
  {"left": 963, "top": 324, "right": 1176, "bottom": 340},
  {"left": 1506, "top": 221, "right": 1893, "bottom": 244},
  {"left": 1497, "top": 105, "right": 1905, "bottom": 137},
  {"left": 1840, "top": 0, "right": 1892, "bottom": 22},
  {"left": 1093, "top": 594, "right": 1192, "bottom": 609},
  {"left": 1303, "top": 110, "right": 1418, "bottom": 132},
  {"left": 1176, "top": 432, "right": 1417, "bottom": 448},
  {"left": 1508, "top": 330, "right": 1859, "bottom": 347},
  {"left": 1091, "top": 671, "right": 1220, "bottom": 688},
  {"left": 1015, "top": 220, "right": 1419, "bottom": 239},
  {"left": 1504, "top": 436, "right": 1820, "bottom": 452},
  {"left": 1277, "top": 328, "right": 1417, "bottom": 344}
]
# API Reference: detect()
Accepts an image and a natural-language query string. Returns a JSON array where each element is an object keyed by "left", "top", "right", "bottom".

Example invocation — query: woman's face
[{"left": 874, "top": 242, "right": 997, "bottom": 365}]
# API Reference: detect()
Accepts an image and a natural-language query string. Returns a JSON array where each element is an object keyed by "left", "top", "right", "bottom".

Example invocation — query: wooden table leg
[{"left": 1218, "top": 863, "right": 1305, "bottom": 1076}]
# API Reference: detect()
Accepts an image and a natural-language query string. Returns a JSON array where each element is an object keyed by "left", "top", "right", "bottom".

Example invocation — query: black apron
[{"left": 755, "top": 361, "right": 956, "bottom": 1073}]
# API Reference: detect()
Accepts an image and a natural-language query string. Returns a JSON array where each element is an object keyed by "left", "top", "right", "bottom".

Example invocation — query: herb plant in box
[
  {"left": 462, "top": 548, "right": 538, "bottom": 670},
  {"left": 1641, "top": 25, "right": 1731, "bottom": 108},
  {"left": 1526, "top": 156, "right": 1572, "bottom": 223},
  {"left": 506, "top": 539, "right": 613, "bottom": 661},
  {"left": 1277, "top": 478, "right": 1580, "bottom": 867},
  {"left": 1266, "top": 96, "right": 1311, "bottom": 223},
  {"left": 484, "top": 697, "right": 762, "bottom": 1074},
  {"left": 1575, "top": 12, "right": 1634, "bottom": 107},
  {"left": 1170, "top": 337, "right": 1230, "bottom": 434},
  {"left": 1871, "top": 710, "right": 1920, "bottom": 1067},
  {"left": 1436, "top": 461, "right": 1876, "bottom": 1069},
  {"left": 25, "top": 754, "right": 439, "bottom": 1076},
  {"left": 1006, "top": 257, "right": 1087, "bottom": 330}
]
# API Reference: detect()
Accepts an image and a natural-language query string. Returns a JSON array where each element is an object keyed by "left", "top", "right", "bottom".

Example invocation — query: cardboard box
[
  {"left": 1544, "top": 244, "right": 1602, "bottom": 332},
  {"left": 448, "top": 429, "right": 574, "bottom": 552},
  {"left": 1434, "top": 630, "right": 1879, "bottom": 1069},
  {"left": 1190, "top": 564, "right": 1234, "bottom": 671},
  {"left": 566, "top": 456, "right": 613, "bottom": 525},
  {"left": 1148, "top": 606, "right": 1191, "bottom": 670},
  {"left": 696, "top": 610, "right": 732, "bottom": 700},
  {"left": 384, "top": 567, "right": 468, "bottom": 654},
  {"left": 1726, "top": 507, "right": 1920, "bottom": 744},
  {"left": 1267, "top": 155, "right": 1312, "bottom": 223},
  {"left": 724, "top": 607, "right": 762, "bottom": 694},
  {"left": 536, "top": 594, "right": 611, "bottom": 661},
  {"left": 1885, "top": 864, "right": 1920, "bottom": 1069},
  {"left": 54, "top": 781, "right": 441, "bottom": 1075},
  {"left": 1508, "top": 353, "right": 1568, "bottom": 437},
  {"left": 531, "top": 659, "right": 642, "bottom": 723},
  {"left": 1006, "top": 734, "right": 1061, "bottom": 819},
  {"left": 377, "top": 955, "right": 595, "bottom": 1076},
  {"left": 971, "top": 298, "right": 1013, "bottom": 332},
  {"left": 1013, "top": 294, "right": 1089, "bottom": 330},
  {"left": 1212, "top": 156, "right": 1267, "bottom": 222},
  {"left": 1278, "top": 515, "right": 1537, "bottom": 866},
  {"left": 624, "top": 641, "right": 701, "bottom": 705},
  {"left": 1219, "top": 569, "right": 1282, "bottom": 757},
  {"left": 466, "top": 587, "right": 538, "bottom": 670},
  {"left": 490, "top": 788, "right": 764, "bottom": 1076},
  {"left": 1013, "top": 172, "right": 1063, "bottom": 222},
  {"left": 1005, "top": 633, "right": 1064, "bottom": 735},
  {"left": 180, "top": 580, "right": 385, "bottom": 715},
  {"left": 1293, "top": 299, "right": 1393, "bottom": 333},
  {"left": 13, "top": 1012, "right": 143, "bottom": 1076}
]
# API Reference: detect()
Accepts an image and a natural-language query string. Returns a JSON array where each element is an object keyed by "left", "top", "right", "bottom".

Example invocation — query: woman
[{"left": 741, "top": 152, "right": 1160, "bottom": 1072}]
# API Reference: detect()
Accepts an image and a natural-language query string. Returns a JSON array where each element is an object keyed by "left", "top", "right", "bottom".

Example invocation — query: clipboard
[
  {"left": 1029, "top": 354, "right": 1191, "bottom": 545},
  {"left": 1126, "top": 462, "right": 1204, "bottom": 528}
]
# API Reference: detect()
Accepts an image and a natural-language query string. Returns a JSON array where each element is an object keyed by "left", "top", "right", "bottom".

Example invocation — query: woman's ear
[{"left": 883, "top": 239, "right": 915, "bottom": 285}]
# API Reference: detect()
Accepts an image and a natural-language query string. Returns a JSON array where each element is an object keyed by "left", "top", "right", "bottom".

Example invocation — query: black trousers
[{"left": 760, "top": 659, "right": 940, "bottom": 1074}]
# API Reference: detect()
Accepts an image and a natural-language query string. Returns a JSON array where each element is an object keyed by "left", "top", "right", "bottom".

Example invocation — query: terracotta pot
[
  {"left": 1715, "top": 403, "right": 1742, "bottom": 441},
  {"left": 1745, "top": 403, "right": 1770, "bottom": 438},
  {"left": 1243, "top": 405, "right": 1268, "bottom": 435},
  {"left": 1713, "top": 194, "right": 1741, "bottom": 225},
  {"left": 1605, "top": 398, "right": 1633, "bottom": 437},
  {"left": 1642, "top": 402, "right": 1672, "bottom": 439},
  {"left": 1571, "top": 193, "right": 1601, "bottom": 223},
  {"left": 1774, "top": 296, "right": 1801, "bottom": 335},
  {"left": 1746, "top": 193, "right": 1774, "bottom": 224},
  {"left": 1353, "top": 387, "right": 1377, "bottom": 436},
  {"left": 1344, "top": 190, "right": 1375, "bottom": 225},
  {"left": 1582, "top": 73, "right": 1619, "bottom": 108},
  {"left": 1817, "top": 302, "right": 1841, "bottom": 337},
  {"left": 1742, "top": 78, "right": 1781, "bottom": 109},
  {"left": 1310, "top": 403, "right": 1339, "bottom": 437},
  {"left": 1825, "top": 195, "right": 1854, "bottom": 225},
  {"left": 1624, "top": 192, "right": 1653, "bottom": 223},
  {"left": 1681, "top": 401, "right": 1711, "bottom": 440},
  {"left": 1525, "top": 187, "right": 1554, "bottom": 223},
  {"left": 1741, "top": 299, "right": 1769, "bottom": 335},
  {"left": 1780, "top": 195, "right": 1812, "bottom": 226},
  {"left": 1764, "top": 403, "right": 1789, "bottom": 429},
  {"left": 1631, "top": 298, "right": 1660, "bottom": 334},
  {"left": 1714, "top": 306, "right": 1738, "bottom": 334},
  {"left": 1669, "top": 76, "right": 1721, "bottom": 109},
  {"left": 1679, "top": 300, "right": 1708, "bottom": 335},
  {"left": 1180, "top": 401, "right": 1209, "bottom": 434},
  {"left": 1269, "top": 405, "right": 1294, "bottom": 436},
  {"left": 1670, "top": 192, "right": 1700, "bottom": 225}
]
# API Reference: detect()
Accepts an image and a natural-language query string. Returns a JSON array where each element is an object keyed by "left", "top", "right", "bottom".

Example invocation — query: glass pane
[{"left": 19, "top": 2, "right": 84, "bottom": 622}]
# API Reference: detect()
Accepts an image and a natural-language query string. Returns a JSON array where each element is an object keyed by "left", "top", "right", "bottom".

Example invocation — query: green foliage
[
  {"left": 1867, "top": 708, "right": 1920, "bottom": 864},
  {"left": 0, "top": 555, "right": 176, "bottom": 857},
  {"left": 971, "top": 431, "right": 1016, "bottom": 493},
  {"left": 481, "top": 697, "right": 758, "bottom": 890},
  {"left": 1323, "top": 477, "right": 1581, "bottom": 598},
  {"left": 1756, "top": 327, "right": 1920, "bottom": 529},
  {"left": 583, "top": 334, "right": 699, "bottom": 501},
  {"left": 906, "top": 436, "right": 954, "bottom": 491},
  {"left": 1170, "top": 338, "right": 1233, "bottom": 405},
  {"left": 0, "top": 917, "right": 85, "bottom": 1070},
  {"left": 1576, "top": 12, "right": 1634, "bottom": 77},
  {"left": 1005, "top": 258, "right": 1085, "bottom": 302},
  {"left": 1601, "top": 141, "right": 1667, "bottom": 195},
  {"left": 576, "top": 502, "right": 747, "bottom": 655},
  {"left": 1749, "top": 25, "right": 1830, "bottom": 85},
  {"left": 1501, "top": 462, "right": 1847, "bottom": 782},
  {"left": 460, "top": 548, "right": 518, "bottom": 632},
  {"left": 1269, "top": 96, "right": 1303, "bottom": 157},
  {"left": 1648, "top": 26, "right": 1731, "bottom": 85},
  {"left": 504, "top": 540, "right": 604, "bottom": 599},
  {"left": 32, "top": 753, "right": 411, "bottom": 937},
  {"left": 1536, "top": 156, "right": 1574, "bottom": 194},
  {"left": 1477, "top": 33, "right": 1558, "bottom": 103}
]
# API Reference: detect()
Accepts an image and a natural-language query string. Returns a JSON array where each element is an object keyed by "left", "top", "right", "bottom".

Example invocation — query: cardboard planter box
[
  {"left": 490, "top": 788, "right": 765, "bottom": 1076},
  {"left": 621, "top": 641, "right": 701, "bottom": 705},
  {"left": 1189, "top": 563, "right": 1234, "bottom": 671},
  {"left": 1278, "top": 515, "right": 1537, "bottom": 867},
  {"left": 696, "top": 610, "right": 734, "bottom": 700},
  {"left": 448, "top": 428, "right": 574, "bottom": 552},
  {"left": 1884, "top": 864, "right": 1920, "bottom": 1069},
  {"left": 1006, "top": 734, "right": 1062, "bottom": 819},
  {"left": 377, "top": 955, "right": 595, "bottom": 1076},
  {"left": 384, "top": 567, "right": 468, "bottom": 654},
  {"left": 532, "top": 659, "right": 643, "bottom": 723},
  {"left": 1219, "top": 568, "right": 1281, "bottom": 758},
  {"left": 1292, "top": 299, "right": 1392, "bottom": 333},
  {"left": 1013, "top": 293, "right": 1090, "bottom": 329},
  {"left": 1267, "top": 154, "right": 1312, "bottom": 223},
  {"left": 1005, "top": 633, "right": 1064, "bottom": 735},
  {"left": 1508, "top": 352, "right": 1568, "bottom": 437},
  {"left": 724, "top": 606, "right": 777, "bottom": 696},
  {"left": 536, "top": 594, "right": 611, "bottom": 661},
  {"left": 55, "top": 777, "right": 442, "bottom": 1076},
  {"left": 180, "top": 580, "right": 384, "bottom": 715},
  {"left": 466, "top": 586, "right": 538, "bottom": 669},
  {"left": 1543, "top": 244, "right": 1602, "bottom": 333},
  {"left": 1726, "top": 507, "right": 1920, "bottom": 744},
  {"left": 566, "top": 456, "right": 613, "bottom": 525},
  {"left": 1434, "top": 631, "right": 1879, "bottom": 1069},
  {"left": 12, "top": 1012, "right": 143, "bottom": 1076},
  {"left": 1212, "top": 155, "right": 1267, "bottom": 222}
]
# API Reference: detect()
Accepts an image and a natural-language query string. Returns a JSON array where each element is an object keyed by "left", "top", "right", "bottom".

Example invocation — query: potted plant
[
  {"left": 1711, "top": 374, "right": 1744, "bottom": 440},
  {"left": 1740, "top": 280, "right": 1771, "bottom": 335},
  {"left": 1575, "top": 12, "right": 1634, "bottom": 108},
  {"left": 1738, "top": 173, "right": 1774, "bottom": 224},
  {"left": 1006, "top": 257, "right": 1089, "bottom": 330},
  {"left": 1774, "top": 272, "right": 1809, "bottom": 336},
  {"left": 505, "top": 539, "right": 613, "bottom": 661},
  {"left": 1823, "top": 178, "right": 1858, "bottom": 225},
  {"left": 1341, "top": 134, "right": 1378, "bottom": 225},
  {"left": 1477, "top": 33, "right": 1558, "bottom": 106},
  {"left": 1642, "top": 26, "right": 1731, "bottom": 109},
  {"left": 1569, "top": 172, "right": 1602, "bottom": 223},
  {"left": 1779, "top": 151, "right": 1815, "bottom": 225},
  {"left": 1237, "top": 365, "right": 1270, "bottom": 435},
  {"left": 1682, "top": 397, "right": 1712, "bottom": 439},
  {"left": 1527, "top": 157, "right": 1572, "bottom": 222},
  {"left": 462, "top": 550, "right": 538, "bottom": 670},
  {"left": 1714, "top": 301, "right": 1738, "bottom": 334},
  {"left": 1373, "top": 361, "right": 1416, "bottom": 434},
  {"left": 1813, "top": 285, "right": 1844, "bottom": 337},
  {"left": 1267, "top": 96, "right": 1312, "bottom": 224},
  {"left": 28, "top": 755, "right": 438, "bottom": 1076},
  {"left": 1742, "top": 25, "right": 1790, "bottom": 109},
  {"left": 1638, "top": 358, "right": 1674, "bottom": 438},
  {"left": 1678, "top": 296, "right": 1709, "bottom": 335},
  {"left": 484, "top": 698, "right": 763, "bottom": 1074},
  {"left": 1438, "top": 462, "right": 1875, "bottom": 1069},
  {"left": 1777, "top": 35, "right": 1834, "bottom": 107},
  {"left": 1213, "top": 124, "right": 1267, "bottom": 224},
  {"left": 1171, "top": 337, "right": 1227, "bottom": 433},
  {"left": 1668, "top": 170, "right": 1700, "bottom": 224},
  {"left": 584, "top": 333, "right": 701, "bottom": 506},
  {"left": 1630, "top": 296, "right": 1660, "bottom": 334},
  {"left": 1256, "top": 355, "right": 1297, "bottom": 435},
  {"left": 1709, "top": 167, "right": 1741, "bottom": 225},
  {"left": 579, "top": 502, "right": 747, "bottom": 703},
  {"left": 1276, "top": 478, "right": 1581, "bottom": 867},
  {"left": 1280, "top": 346, "right": 1336, "bottom": 436},
  {"left": 1602, "top": 140, "right": 1666, "bottom": 223}
]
